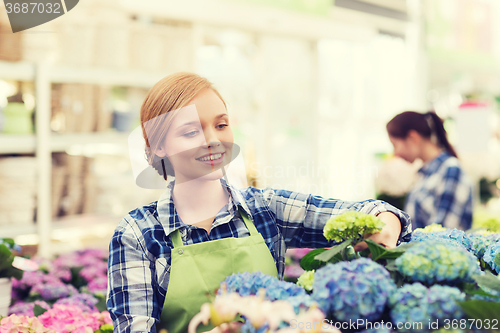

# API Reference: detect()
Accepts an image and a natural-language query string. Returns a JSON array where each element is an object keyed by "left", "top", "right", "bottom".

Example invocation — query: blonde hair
[{"left": 141, "top": 72, "right": 226, "bottom": 178}]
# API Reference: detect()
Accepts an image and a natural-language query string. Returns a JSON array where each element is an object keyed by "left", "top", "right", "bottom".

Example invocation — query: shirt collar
[
  {"left": 157, "top": 177, "right": 252, "bottom": 237},
  {"left": 418, "top": 151, "right": 451, "bottom": 176}
]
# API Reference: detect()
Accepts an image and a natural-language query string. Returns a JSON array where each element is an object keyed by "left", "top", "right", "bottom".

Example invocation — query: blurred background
[{"left": 1, "top": 0, "right": 500, "bottom": 257}]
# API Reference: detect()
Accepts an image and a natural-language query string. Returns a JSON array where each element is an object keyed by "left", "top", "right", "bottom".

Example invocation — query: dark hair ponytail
[
  {"left": 426, "top": 111, "right": 457, "bottom": 158},
  {"left": 386, "top": 111, "right": 457, "bottom": 158}
]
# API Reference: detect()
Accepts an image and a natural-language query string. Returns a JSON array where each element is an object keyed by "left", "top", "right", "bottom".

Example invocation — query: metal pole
[{"left": 35, "top": 61, "right": 52, "bottom": 258}]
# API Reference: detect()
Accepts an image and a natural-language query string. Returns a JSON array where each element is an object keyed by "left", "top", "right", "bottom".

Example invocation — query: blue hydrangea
[
  {"left": 239, "top": 320, "right": 269, "bottom": 333},
  {"left": 483, "top": 242, "right": 500, "bottom": 273},
  {"left": 469, "top": 233, "right": 500, "bottom": 259},
  {"left": 410, "top": 229, "right": 474, "bottom": 254},
  {"left": 395, "top": 240, "right": 481, "bottom": 285},
  {"left": 390, "top": 283, "right": 465, "bottom": 332},
  {"left": 311, "top": 258, "right": 395, "bottom": 322},
  {"left": 220, "top": 271, "right": 313, "bottom": 313}
]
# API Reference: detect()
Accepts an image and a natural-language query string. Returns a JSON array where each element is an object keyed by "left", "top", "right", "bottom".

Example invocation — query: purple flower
[
  {"left": 312, "top": 258, "right": 395, "bottom": 322},
  {"left": 87, "top": 276, "right": 108, "bottom": 294},
  {"left": 54, "top": 293, "right": 99, "bottom": 312},
  {"left": 30, "top": 281, "right": 78, "bottom": 301},
  {"left": 8, "top": 300, "right": 51, "bottom": 316}
]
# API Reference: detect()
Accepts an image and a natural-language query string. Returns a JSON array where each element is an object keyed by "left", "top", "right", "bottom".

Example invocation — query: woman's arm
[
  {"left": 247, "top": 187, "right": 411, "bottom": 249},
  {"left": 107, "top": 218, "right": 161, "bottom": 333}
]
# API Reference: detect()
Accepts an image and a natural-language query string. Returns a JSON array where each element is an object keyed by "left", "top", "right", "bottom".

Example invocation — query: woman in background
[{"left": 386, "top": 111, "right": 473, "bottom": 230}]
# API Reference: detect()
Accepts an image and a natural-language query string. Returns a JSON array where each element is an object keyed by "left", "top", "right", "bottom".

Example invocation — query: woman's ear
[
  {"left": 155, "top": 145, "right": 167, "bottom": 158},
  {"left": 406, "top": 130, "right": 422, "bottom": 145}
]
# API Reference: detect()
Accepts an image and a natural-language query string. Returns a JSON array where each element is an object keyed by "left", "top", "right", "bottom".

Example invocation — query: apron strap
[
  {"left": 169, "top": 206, "right": 258, "bottom": 248},
  {"left": 237, "top": 206, "right": 259, "bottom": 236},
  {"left": 170, "top": 227, "right": 184, "bottom": 248}
]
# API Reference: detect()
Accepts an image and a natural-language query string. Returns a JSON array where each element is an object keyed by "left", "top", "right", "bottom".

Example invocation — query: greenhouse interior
[{"left": 1, "top": 0, "right": 500, "bottom": 332}]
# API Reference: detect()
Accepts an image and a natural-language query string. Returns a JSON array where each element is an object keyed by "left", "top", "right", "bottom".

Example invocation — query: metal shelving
[{"left": 0, "top": 60, "right": 155, "bottom": 257}]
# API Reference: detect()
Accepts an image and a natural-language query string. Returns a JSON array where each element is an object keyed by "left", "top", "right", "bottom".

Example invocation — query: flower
[
  {"left": 410, "top": 229, "right": 474, "bottom": 253},
  {"left": 190, "top": 292, "right": 333, "bottom": 333},
  {"left": 389, "top": 283, "right": 465, "bottom": 332},
  {"left": 29, "top": 281, "right": 78, "bottom": 301},
  {"left": 414, "top": 224, "right": 447, "bottom": 233},
  {"left": 287, "top": 248, "right": 313, "bottom": 261},
  {"left": 284, "top": 264, "right": 305, "bottom": 279},
  {"left": 87, "top": 276, "right": 108, "bottom": 293},
  {"left": 8, "top": 300, "right": 51, "bottom": 317},
  {"left": 483, "top": 242, "right": 500, "bottom": 273},
  {"left": 54, "top": 293, "right": 100, "bottom": 313},
  {"left": 0, "top": 314, "right": 55, "bottom": 333},
  {"left": 297, "top": 271, "right": 315, "bottom": 292},
  {"left": 38, "top": 304, "right": 110, "bottom": 333},
  {"left": 221, "top": 271, "right": 306, "bottom": 300},
  {"left": 469, "top": 233, "right": 500, "bottom": 259},
  {"left": 220, "top": 272, "right": 315, "bottom": 314},
  {"left": 395, "top": 241, "right": 480, "bottom": 285},
  {"left": 311, "top": 258, "right": 395, "bottom": 322},
  {"left": 323, "top": 212, "right": 385, "bottom": 244}
]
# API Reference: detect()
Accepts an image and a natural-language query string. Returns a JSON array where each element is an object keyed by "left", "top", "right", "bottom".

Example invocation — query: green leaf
[
  {"left": 314, "top": 240, "right": 351, "bottom": 262},
  {"left": 300, "top": 249, "right": 329, "bottom": 271},
  {"left": 495, "top": 253, "right": 500, "bottom": 268},
  {"left": 459, "top": 300, "right": 500, "bottom": 321},
  {"left": 365, "top": 239, "right": 415, "bottom": 261},
  {"left": 473, "top": 272, "right": 500, "bottom": 294},
  {"left": 70, "top": 266, "right": 86, "bottom": 289},
  {"left": 94, "top": 293, "right": 108, "bottom": 312},
  {"left": 384, "top": 260, "right": 398, "bottom": 272},
  {"left": 33, "top": 304, "right": 47, "bottom": 316},
  {"left": 0, "top": 266, "right": 23, "bottom": 280},
  {"left": 0, "top": 245, "right": 12, "bottom": 272}
]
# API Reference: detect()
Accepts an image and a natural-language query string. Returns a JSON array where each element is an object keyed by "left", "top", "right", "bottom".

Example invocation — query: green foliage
[
  {"left": 459, "top": 300, "right": 500, "bottom": 322},
  {"left": 300, "top": 248, "right": 329, "bottom": 271},
  {"left": 473, "top": 272, "right": 500, "bottom": 294},
  {"left": 94, "top": 293, "right": 108, "bottom": 312},
  {"left": 70, "top": 266, "right": 86, "bottom": 289},
  {"left": 33, "top": 304, "right": 48, "bottom": 317},
  {"left": 365, "top": 239, "right": 416, "bottom": 262},
  {"left": 0, "top": 239, "right": 23, "bottom": 280},
  {"left": 95, "top": 324, "right": 114, "bottom": 333},
  {"left": 314, "top": 240, "right": 351, "bottom": 262}
]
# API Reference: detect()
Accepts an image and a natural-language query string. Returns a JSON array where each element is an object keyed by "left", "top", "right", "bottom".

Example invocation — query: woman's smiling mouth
[{"left": 196, "top": 152, "right": 225, "bottom": 165}]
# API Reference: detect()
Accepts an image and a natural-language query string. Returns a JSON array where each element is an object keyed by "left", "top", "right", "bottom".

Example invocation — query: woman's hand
[
  {"left": 353, "top": 211, "right": 401, "bottom": 251},
  {"left": 205, "top": 321, "right": 243, "bottom": 333}
]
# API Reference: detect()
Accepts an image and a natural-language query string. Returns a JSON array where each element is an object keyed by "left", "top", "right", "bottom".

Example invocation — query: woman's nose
[{"left": 203, "top": 128, "right": 221, "bottom": 147}]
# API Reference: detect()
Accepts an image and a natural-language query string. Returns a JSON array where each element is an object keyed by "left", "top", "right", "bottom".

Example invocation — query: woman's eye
[
  {"left": 217, "top": 124, "right": 228, "bottom": 129},
  {"left": 183, "top": 130, "right": 199, "bottom": 137}
]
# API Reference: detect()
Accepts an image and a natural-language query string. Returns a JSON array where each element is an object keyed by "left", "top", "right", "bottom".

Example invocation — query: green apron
[{"left": 159, "top": 207, "right": 278, "bottom": 333}]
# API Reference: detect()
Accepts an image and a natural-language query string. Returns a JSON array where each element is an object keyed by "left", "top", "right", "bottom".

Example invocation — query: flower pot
[
  {"left": 0, "top": 277, "right": 12, "bottom": 316},
  {"left": 2, "top": 102, "right": 34, "bottom": 134}
]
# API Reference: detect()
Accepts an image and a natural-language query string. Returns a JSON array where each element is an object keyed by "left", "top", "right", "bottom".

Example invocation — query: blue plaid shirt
[
  {"left": 107, "top": 178, "right": 411, "bottom": 332},
  {"left": 404, "top": 152, "right": 473, "bottom": 230}
]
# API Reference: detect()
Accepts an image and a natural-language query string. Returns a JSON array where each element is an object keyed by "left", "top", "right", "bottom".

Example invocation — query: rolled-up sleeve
[
  {"left": 107, "top": 218, "right": 160, "bottom": 333},
  {"left": 259, "top": 188, "right": 412, "bottom": 248}
]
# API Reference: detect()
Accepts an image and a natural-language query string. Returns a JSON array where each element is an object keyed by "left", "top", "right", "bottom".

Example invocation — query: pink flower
[
  {"left": 287, "top": 248, "right": 313, "bottom": 260},
  {"left": 38, "top": 304, "right": 106, "bottom": 333},
  {"left": 0, "top": 314, "right": 55, "bottom": 333}
]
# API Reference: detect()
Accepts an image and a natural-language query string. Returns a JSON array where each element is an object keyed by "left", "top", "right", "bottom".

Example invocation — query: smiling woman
[{"left": 106, "top": 72, "right": 412, "bottom": 333}]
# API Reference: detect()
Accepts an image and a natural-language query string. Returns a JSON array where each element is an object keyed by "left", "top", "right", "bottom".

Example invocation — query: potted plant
[{"left": 0, "top": 238, "right": 23, "bottom": 317}]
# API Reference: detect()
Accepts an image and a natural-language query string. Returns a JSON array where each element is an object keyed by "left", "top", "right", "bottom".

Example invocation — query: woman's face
[
  {"left": 157, "top": 89, "right": 234, "bottom": 183},
  {"left": 389, "top": 135, "right": 419, "bottom": 163}
]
